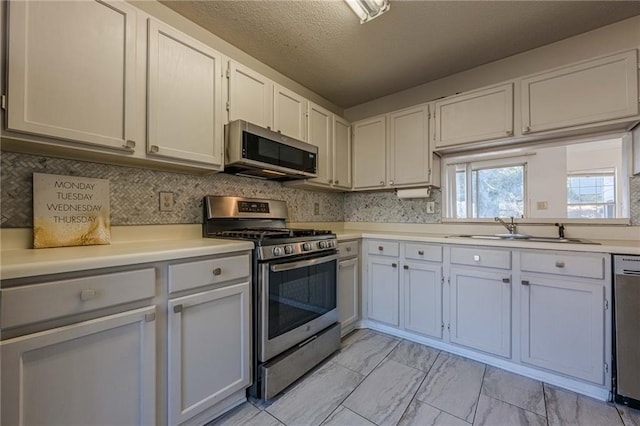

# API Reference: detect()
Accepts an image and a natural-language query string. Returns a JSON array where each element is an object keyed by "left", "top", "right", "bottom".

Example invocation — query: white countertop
[
  {"left": 335, "top": 229, "right": 640, "bottom": 255},
  {"left": 0, "top": 238, "right": 254, "bottom": 281}
]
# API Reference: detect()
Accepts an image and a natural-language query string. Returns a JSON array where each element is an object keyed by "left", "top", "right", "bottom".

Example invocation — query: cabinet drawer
[
  {"left": 520, "top": 251, "right": 604, "bottom": 279},
  {"left": 1, "top": 269, "right": 155, "bottom": 329},
  {"left": 404, "top": 243, "right": 442, "bottom": 262},
  {"left": 367, "top": 240, "right": 400, "bottom": 257},
  {"left": 450, "top": 247, "right": 511, "bottom": 269},
  {"left": 169, "top": 253, "right": 251, "bottom": 293},
  {"left": 338, "top": 241, "right": 359, "bottom": 259}
]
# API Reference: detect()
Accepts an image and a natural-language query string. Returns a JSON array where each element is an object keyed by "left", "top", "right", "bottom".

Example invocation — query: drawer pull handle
[
  {"left": 473, "top": 255, "right": 481, "bottom": 262},
  {"left": 378, "top": 246, "right": 384, "bottom": 251},
  {"left": 173, "top": 305, "right": 183, "bottom": 314},
  {"left": 521, "top": 280, "right": 530, "bottom": 286},
  {"left": 346, "top": 247, "right": 352, "bottom": 252},
  {"left": 418, "top": 250, "right": 424, "bottom": 255},
  {"left": 145, "top": 312, "right": 156, "bottom": 322},
  {"left": 392, "top": 263, "right": 397, "bottom": 268},
  {"left": 502, "top": 278, "right": 510, "bottom": 283},
  {"left": 80, "top": 289, "right": 96, "bottom": 301},
  {"left": 403, "top": 265, "right": 409, "bottom": 270},
  {"left": 555, "top": 261, "right": 565, "bottom": 268},
  {"left": 212, "top": 268, "right": 222, "bottom": 276}
]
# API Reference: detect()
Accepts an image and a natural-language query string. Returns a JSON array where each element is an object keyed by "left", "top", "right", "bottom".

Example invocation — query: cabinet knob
[
  {"left": 403, "top": 265, "right": 409, "bottom": 270},
  {"left": 212, "top": 267, "right": 222, "bottom": 276},
  {"left": 123, "top": 139, "right": 136, "bottom": 150},
  {"left": 335, "top": 180, "right": 339, "bottom": 185},
  {"left": 80, "top": 289, "right": 96, "bottom": 301},
  {"left": 521, "top": 280, "right": 530, "bottom": 286},
  {"left": 346, "top": 247, "right": 352, "bottom": 252},
  {"left": 418, "top": 250, "right": 424, "bottom": 255},
  {"left": 149, "top": 145, "right": 159, "bottom": 153},
  {"left": 505, "top": 130, "right": 513, "bottom": 136},
  {"left": 378, "top": 246, "right": 384, "bottom": 251},
  {"left": 502, "top": 278, "right": 510, "bottom": 283},
  {"left": 328, "top": 179, "right": 333, "bottom": 184},
  {"left": 173, "top": 304, "right": 183, "bottom": 313},
  {"left": 523, "top": 126, "right": 530, "bottom": 133},
  {"left": 473, "top": 255, "right": 481, "bottom": 262},
  {"left": 380, "top": 181, "right": 385, "bottom": 185},
  {"left": 389, "top": 180, "right": 394, "bottom": 185},
  {"left": 555, "top": 261, "right": 565, "bottom": 268},
  {"left": 392, "top": 263, "right": 397, "bottom": 268}
]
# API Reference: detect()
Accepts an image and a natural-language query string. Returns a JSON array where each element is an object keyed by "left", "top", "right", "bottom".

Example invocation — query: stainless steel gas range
[{"left": 203, "top": 196, "right": 341, "bottom": 400}]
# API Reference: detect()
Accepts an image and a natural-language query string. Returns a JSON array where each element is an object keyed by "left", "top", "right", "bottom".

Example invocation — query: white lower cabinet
[
  {"left": 1, "top": 306, "right": 156, "bottom": 425},
  {"left": 367, "top": 256, "right": 400, "bottom": 326},
  {"left": 168, "top": 281, "right": 251, "bottom": 425},
  {"left": 403, "top": 261, "right": 443, "bottom": 339},
  {"left": 338, "top": 257, "right": 359, "bottom": 333},
  {"left": 449, "top": 267, "right": 512, "bottom": 357},
  {"left": 520, "top": 274, "right": 605, "bottom": 384}
]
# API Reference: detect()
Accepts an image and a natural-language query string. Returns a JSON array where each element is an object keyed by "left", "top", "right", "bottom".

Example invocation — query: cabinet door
[
  {"left": 273, "top": 85, "right": 307, "bottom": 140},
  {"left": 147, "top": 19, "right": 224, "bottom": 168},
  {"left": 520, "top": 275, "right": 604, "bottom": 384},
  {"left": 367, "top": 256, "right": 399, "bottom": 326},
  {"left": 1, "top": 306, "right": 156, "bottom": 426},
  {"left": 308, "top": 102, "right": 333, "bottom": 186},
  {"left": 449, "top": 267, "right": 512, "bottom": 357},
  {"left": 521, "top": 50, "right": 639, "bottom": 134},
  {"left": 353, "top": 116, "right": 387, "bottom": 189},
  {"left": 403, "top": 262, "right": 443, "bottom": 339},
  {"left": 388, "top": 105, "right": 431, "bottom": 186},
  {"left": 338, "top": 257, "right": 359, "bottom": 333},
  {"left": 333, "top": 116, "right": 352, "bottom": 189},
  {"left": 228, "top": 61, "right": 273, "bottom": 128},
  {"left": 168, "top": 282, "right": 251, "bottom": 425},
  {"left": 434, "top": 84, "right": 514, "bottom": 148},
  {"left": 6, "top": 0, "right": 137, "bottom": 151}
]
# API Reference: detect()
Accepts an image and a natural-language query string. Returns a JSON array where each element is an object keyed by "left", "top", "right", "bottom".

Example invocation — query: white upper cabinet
[
  {"left": 307, "top": 102, "right": 333, "bottom": 186},
  {"left": 333, "top": 116, "right": 352, "bottom": 189},
  {"left": 6, "top": 0, "right": 137, "bottom": 151},
  {"left": 434, "top": 84, "right": 514, "bottom": 148},
  {"left": 388, "top": 104, "right": 433, "bottom": 186},
  {"left": 227, "top": 61, "right": 273, "bottom": 128},
  {"left": 353, "top": 115, "right": 387, "bottom": 189},
  {"left": 273, "top": 85, "right": 307, "bottom": 141},
  {"left": 521, "top": 50, "right": 639, "bottom": 134},
  {"left": 147, "top": 19, "right": 224, "bottom": 169}
]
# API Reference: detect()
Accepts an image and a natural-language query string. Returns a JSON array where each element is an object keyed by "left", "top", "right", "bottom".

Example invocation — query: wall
[
  {"left": 0, "top": 152, "right": 344, "bottom": 228},
  {"left": 345, "top": 15, "right": 640, "bottom": 121}
]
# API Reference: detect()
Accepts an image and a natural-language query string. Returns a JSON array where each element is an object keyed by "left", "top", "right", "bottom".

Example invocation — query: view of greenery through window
[
  {"left": 455, "top": 164, "right": 524, "bottom": 219},
  {"left": 444, "top": 137, "right": 627, "bottom": 220}
]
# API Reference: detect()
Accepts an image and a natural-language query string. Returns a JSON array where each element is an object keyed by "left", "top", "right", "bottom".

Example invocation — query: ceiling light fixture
[{"left": 345, "top": 0, "right": 390, "bottom": 24}]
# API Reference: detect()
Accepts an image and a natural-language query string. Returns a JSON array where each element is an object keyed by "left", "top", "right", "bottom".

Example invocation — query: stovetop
[{"left": 212, "top": 228, "right": 334, "bottom": 242}]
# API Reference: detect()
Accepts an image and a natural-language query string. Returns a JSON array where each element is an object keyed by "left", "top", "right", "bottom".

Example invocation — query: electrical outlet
[
  {"left": 314, "top": 202, "right": 320, "bottom": 215},
  {"left": 159, "top": 192, "right": 174, "bottom": 212},
  {"left": 426, "top": 201, "right": 436, "bottom": 214},
  {"left": 537, "top": 201, "right": 548, "bottom": 210}
]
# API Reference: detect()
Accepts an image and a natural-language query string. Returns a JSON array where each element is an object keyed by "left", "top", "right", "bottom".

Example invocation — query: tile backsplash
[
  {"left": 0, "top": 152, "right": 344, "bottom": 227},
  {"left": 2, "top": 151, "right": 639, "bottom": 228}
]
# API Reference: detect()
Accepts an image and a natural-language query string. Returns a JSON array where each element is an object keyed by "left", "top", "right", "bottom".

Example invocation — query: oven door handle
[{"left": 270, "top": 253, "right": 339, "bottom": 272}]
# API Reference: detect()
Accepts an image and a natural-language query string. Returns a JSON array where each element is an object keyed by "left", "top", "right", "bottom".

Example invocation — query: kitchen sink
[{"left": 448, "top": 234, "right": 600, "bottom": 245}]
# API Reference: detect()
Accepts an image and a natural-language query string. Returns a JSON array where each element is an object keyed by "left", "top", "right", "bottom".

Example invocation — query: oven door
[{"left": 258, "top": 252, "right": 338, "bottom": 362}]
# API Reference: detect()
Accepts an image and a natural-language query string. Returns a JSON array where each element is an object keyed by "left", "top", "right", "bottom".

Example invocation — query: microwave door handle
[{"left": 270, "top": 253, "right": 339, "bottom": 272}]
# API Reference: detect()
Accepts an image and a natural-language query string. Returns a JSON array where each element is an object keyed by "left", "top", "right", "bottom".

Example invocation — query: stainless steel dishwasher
[{"left": 613, "top": 255, "right": 640, "bottom": 409}]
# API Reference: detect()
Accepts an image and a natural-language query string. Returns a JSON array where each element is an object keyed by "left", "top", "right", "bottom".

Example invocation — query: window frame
[{"left": 566, "top": 170, "right": 617, "bottom": 219}]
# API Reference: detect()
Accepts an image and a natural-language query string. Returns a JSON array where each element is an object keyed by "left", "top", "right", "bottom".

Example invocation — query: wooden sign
[{"left": 33, "top": 173, "right": 111, "bottom": 248}]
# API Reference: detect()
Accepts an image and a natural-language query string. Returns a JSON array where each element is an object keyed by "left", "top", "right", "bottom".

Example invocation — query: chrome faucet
[{"left": 495, "top": 216, "right": 517, "bottom": 234}]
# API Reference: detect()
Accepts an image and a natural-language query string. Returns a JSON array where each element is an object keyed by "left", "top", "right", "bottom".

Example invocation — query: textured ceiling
[{"left": 160, "top": 0, "right": 640, "bottom": 109}]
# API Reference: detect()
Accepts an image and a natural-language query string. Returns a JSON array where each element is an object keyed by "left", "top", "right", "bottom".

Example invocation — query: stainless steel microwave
[{"left": 224, "top": 119, "right": 317, "bottom": 180}]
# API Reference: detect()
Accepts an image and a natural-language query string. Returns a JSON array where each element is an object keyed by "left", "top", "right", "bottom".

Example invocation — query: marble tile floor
[{"left": 211, "top": 329, "right": 640, "bottom": 426}]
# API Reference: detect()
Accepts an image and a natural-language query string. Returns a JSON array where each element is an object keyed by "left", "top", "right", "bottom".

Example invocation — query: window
[
  {"left": 442, "top": 137, "right": 628, "bottom": 221},
  {"left": 567, "top": 171, "right": 616, "bottom": 218},
  {"left": 451, "top": 160, "right": 525, "bottom": 219}
]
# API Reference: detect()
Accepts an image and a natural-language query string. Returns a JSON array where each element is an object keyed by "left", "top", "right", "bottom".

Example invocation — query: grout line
[{"left": 470, "top": 362, "right": 488, "bottom": 424}]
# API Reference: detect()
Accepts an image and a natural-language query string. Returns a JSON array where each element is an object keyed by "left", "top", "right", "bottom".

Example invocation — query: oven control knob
[
  {"left": 284, "top": 245, "right": 294, "bottom": 254},
  {"left": 302, "top": 242, "right": 312, "bottom": 251},
  {"left": 327, "top": 240, "right": 334, "bottom": 248},
  {"left": 272, "top": 246, "right": 284, "bottom": 256},
  {"left": 319, "top": 241, "right": 327, "bottom": 249}
]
